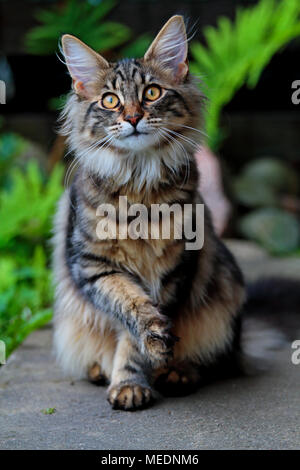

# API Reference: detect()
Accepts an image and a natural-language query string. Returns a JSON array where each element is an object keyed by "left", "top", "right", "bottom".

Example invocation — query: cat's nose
[{"left": 124, "top": 113, "right": 143, "bottom": 128}]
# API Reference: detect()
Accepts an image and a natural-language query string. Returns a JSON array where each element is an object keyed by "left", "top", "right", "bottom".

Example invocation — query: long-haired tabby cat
[{"left": 53, "top": 16, "right": 299, "bottom": 410}]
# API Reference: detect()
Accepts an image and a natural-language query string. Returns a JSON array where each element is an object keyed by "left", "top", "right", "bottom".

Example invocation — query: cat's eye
[
  {"left": 101, "top": 93, "right": 120, "bottom": 109},
  {"left": 143, "top": 85, "right": 161, "bottom": 102}
]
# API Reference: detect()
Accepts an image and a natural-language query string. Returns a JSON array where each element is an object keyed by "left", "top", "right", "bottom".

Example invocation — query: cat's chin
[{"left": 113, "top": 132, "right": 160, "bottom": 152}]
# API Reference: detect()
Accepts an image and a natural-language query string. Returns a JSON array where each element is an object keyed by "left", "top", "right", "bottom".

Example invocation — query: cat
[{"left": 52, "top": 15, "right": 298, "bottom": 411}]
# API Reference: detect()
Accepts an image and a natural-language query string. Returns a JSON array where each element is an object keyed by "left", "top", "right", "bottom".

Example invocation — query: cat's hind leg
[
  {"left": 53, "top": 282, "right": 117, "bottom": 382},
  {"left": 153, "top": 283, "right": 244, "bottom": 396},
  {"left": 153, "top": 362, "right": 200, "bottom": 396},
  {"left": 53, "top": 191, "right": 117, "bottom": 382},
  {"left": 107, "top": 331, "right": 154, "bottom": 411},
  {"left": 88, "top": 362, "right": 108, "bottom": 385}
]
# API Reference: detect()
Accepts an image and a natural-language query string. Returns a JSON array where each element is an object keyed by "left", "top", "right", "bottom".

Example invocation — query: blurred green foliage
[
  {"left": 24, "top": 0, "right": 153, "bottom": 60},
  {"left": 0, "top": 132, "right": 29, "bottom": 187},
  {"left": 0, "top": 135, "right": 63, "bottom": 355},
  {"left": 25, "top": 0, "right": 131, "bottom": 55},
  {"left": 190, "top": 0, "right": 300, "bottom": 150}
]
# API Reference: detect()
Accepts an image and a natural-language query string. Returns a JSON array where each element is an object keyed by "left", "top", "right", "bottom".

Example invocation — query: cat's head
[{"left": 61, "top": 15, "right": 203, "bottom": 187}]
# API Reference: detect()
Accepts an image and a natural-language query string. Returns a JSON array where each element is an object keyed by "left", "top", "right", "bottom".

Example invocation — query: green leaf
[{"left": 41, "top": 407, "right": 56, "bottom": 415}]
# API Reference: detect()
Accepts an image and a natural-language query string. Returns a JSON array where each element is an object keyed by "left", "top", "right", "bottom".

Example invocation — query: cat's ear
[
  {"left": 144, "top": 15, "right": 188, "bottom": 82},
  {"left": 61, "top": 34, "right": 109, "bottom": 98}
]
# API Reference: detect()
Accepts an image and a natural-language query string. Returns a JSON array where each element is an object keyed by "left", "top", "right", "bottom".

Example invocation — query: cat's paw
[
  {"left": 107, "top": 383, "right": 154, "bottom": 411},
  {"left": 88, "top": 363, "right": 107, "bottom": 386},
  {"left": 139, "top": 312, "right": 178, "bottom": 367},
  {"left": 154, "top": 366, "right": 200, "bottom": 397}
]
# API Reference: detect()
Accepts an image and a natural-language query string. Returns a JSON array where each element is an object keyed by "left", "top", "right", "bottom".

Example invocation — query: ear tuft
[
  {"left": 144, "top": 15, "right": 188, "bottom": 81},
  {"left": 61, "top": 34, "right": 109, "bottom": 97}
]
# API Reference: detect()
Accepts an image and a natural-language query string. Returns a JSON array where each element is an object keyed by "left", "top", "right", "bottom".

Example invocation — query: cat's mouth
[
  {"left": 128, "top": 130, "right": 149, "bottom": 137},
  {"left": 112, "top": 129, "right": 159, "bottom": 151}
]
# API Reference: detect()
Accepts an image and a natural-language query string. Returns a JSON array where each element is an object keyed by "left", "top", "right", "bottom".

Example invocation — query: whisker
[
  {"left": 161, "top": 127, "right": 199, "bottom": 150},
  {"left": 158, "top": 128, "right": 191, "bottom": 187},
  {"left": 64, "top": 156, "right": 80, "bottom": 189},
  {"left": 88, "top": 135, "right": 116, "bottom": 187},
  {"left": 158, "top": 130, "right": 178, "bottom": 173},
  {"left": 165, "top": 121, "right": 208, "bottom": 138}
]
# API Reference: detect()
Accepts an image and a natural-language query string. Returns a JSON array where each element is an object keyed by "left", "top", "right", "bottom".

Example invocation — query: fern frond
[
  {"left": 25, "top": 0, "right": 130, "bottom": 55},
  {"left": 191, "top": 0, "right": 300, "bottom": 150}
]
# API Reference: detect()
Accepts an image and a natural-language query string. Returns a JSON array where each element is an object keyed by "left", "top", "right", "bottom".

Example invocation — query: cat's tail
[{"left": 241, "top": 277, "right": 300, "bottom": 370}]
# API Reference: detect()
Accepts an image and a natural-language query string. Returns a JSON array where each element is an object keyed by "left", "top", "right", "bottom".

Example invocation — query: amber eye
[
  {"left": 143, "top": 85, "right": 161, "bottom": 102},
  {"left": 101, "top": 93, "right": 120, "bottom": 109}
]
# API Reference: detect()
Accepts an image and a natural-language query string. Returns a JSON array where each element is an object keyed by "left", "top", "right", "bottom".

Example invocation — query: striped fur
[{"left": 53, "top": 16, "right": 245, "bottom": 410}]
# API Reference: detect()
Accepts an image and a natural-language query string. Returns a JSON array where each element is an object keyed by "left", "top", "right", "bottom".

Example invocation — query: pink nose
[{"left": 124, "top": 113, "right": 143, "bottom": 127}]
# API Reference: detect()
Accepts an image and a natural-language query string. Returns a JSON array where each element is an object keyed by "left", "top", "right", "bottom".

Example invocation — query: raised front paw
[
  {"left": 139, "top": 311, "right": 178, "bottom": 367},
  {"left": 107, "top": 382, "right": 154, "bottom": 411}
]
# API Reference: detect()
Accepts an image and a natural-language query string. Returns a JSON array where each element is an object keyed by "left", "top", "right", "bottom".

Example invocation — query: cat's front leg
[
  {"left": 72, "top": 259, "right": 176, "bottom": 366},
  {"left": 108, "top": 330, "right": 154, "bottom": 410}
]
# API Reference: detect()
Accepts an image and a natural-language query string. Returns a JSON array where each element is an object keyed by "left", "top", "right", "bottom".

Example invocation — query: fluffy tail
[{"left": 241, "top": 277, "right": 300, "bottom": 368}]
